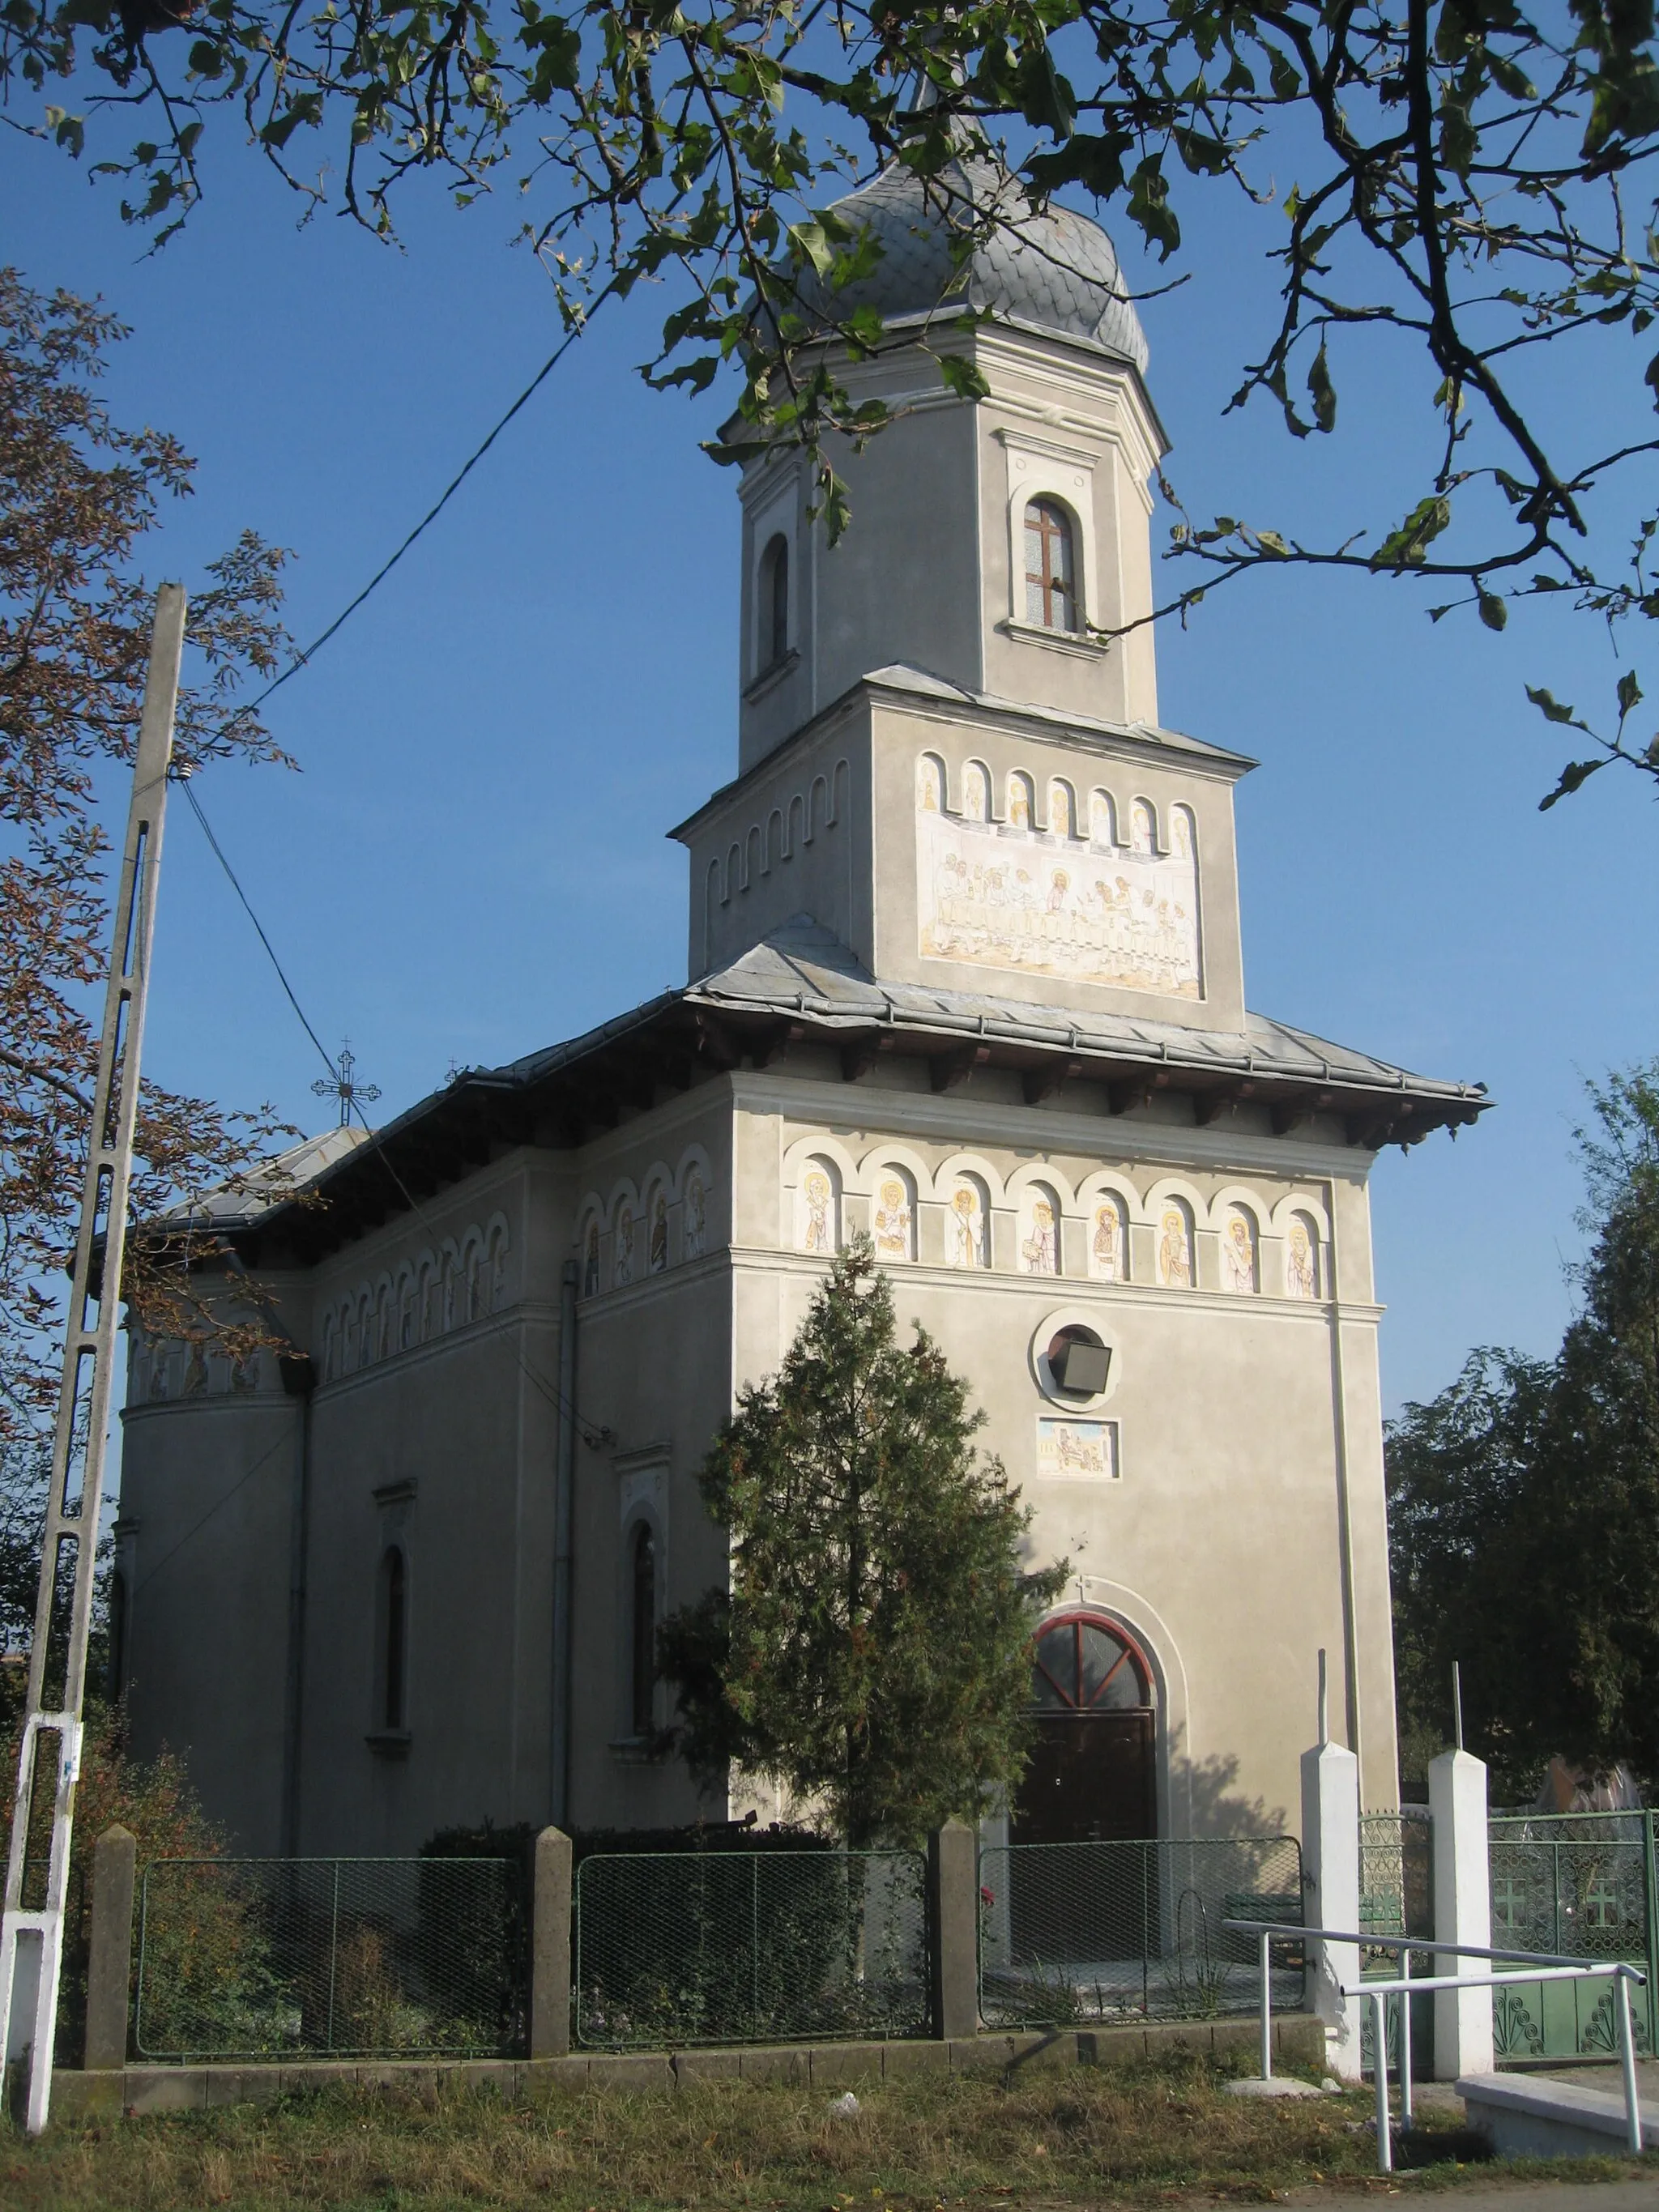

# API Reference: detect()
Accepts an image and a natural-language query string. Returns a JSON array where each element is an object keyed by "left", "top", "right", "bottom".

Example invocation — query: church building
[{"left": 116, "top": 160, "right": 1486, "bottom": 1857}]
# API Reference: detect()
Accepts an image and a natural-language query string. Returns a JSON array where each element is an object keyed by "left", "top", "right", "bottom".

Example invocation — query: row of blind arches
[
  {"left": 321, "top": 1218, "right": 511, "bottom": 1383},
  {"left": 918, "top": 756, "right": 1192, "bottom": 861},
  {"left": 794, "top": 1157, "right": 1324, "bottom": 1298}
]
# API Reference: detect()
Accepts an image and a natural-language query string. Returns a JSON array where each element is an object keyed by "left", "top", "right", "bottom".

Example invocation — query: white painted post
[
  {"left": 1301, "top": 1729, "right": 1363, "bottom": 2081},
  {"left": 1428, "top": 1747, "right": 1493, "bottom": 2079}
]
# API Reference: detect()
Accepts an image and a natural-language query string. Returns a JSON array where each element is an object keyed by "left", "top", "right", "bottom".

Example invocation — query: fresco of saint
[
  {"left": 1130, "top": 800, "right": 1155, "bottom": 856},
  {"left": 800, "top": 1168, "right": 834, "bottom": 1255},
  {"left": 962, "top": 764, "right": 988, "bottom": 821},
  {"left": 1222, "top": 1208, "right": 1257, "bottom": 1294},
  {"left": 1090, "top": 791, "right": 1115, "bottom": 847},
  {"left": 1091, "top": 1199, "right": 1124, "bottom": 1281},
  {"left": 1008, "top": 775, "right": 1032, "bottom": 829},
  {"left": 949, "top": 1179, "right": 987, "bottom": 1267},
  {"left": 582, "top": 1219, "right": 600, "bottom": 1297},
  {"left": 615, "top": 1205, "right": 636, "bottom": 1287},
  {"left": 917, "top": 756, "right": 941, "bottom": 812},
  {"left": 683, "top": 1173, "right": 706, "bottom": 1259},
  {"left": 1286, "top": 1217, "right": 1320, "bottom": 1299},
  {"left": 648, "top": 1194, "right": 668, "bottom": 1273},
  {"left": 1158, "top": 1204, "right": 1192, "bottom": 1289},
  {"left": 1049, "top": 781, "right": 1073, "bottom": 837},
  {"left": 872, "top": 1176, "right": 912, "bottom": 1261},
  {"left": 1021, "top": 1194, "right": 1058, "bottom": 1275}
]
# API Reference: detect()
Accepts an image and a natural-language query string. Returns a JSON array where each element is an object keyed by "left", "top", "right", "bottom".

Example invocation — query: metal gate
[
  {"left": 1358, "top": 1810, "right": 1434, "bottom": 2077},
  {"left": 1487, "top": 1812, "right": 1658, "bottom": 2061}
]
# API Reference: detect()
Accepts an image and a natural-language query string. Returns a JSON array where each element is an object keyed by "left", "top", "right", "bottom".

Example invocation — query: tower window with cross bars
[{"left": 1024, "top": 499, "right": 1078, "bottom": 633}]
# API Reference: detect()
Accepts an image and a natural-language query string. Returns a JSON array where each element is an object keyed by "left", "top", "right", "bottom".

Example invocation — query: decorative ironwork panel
[
  {"left": 976, "top": 1836, "right": 1304, "bottom": 2030},
  {"left": 573, "top": 1849, "right": 928, "bottom": 2048},
  {"left": 134, "top": 1857, "right": 519, "bottom": 2061},
  {"left": 1358, "top": 1809, "right": 1435, "bottom": 2076},
  {"left": 1487, "top": 1813, "right": 1656, "bottom": 2060}
]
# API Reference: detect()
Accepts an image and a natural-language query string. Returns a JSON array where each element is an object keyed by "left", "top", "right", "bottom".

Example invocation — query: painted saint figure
[
  {"left": 1021, "top": 1195, "right": 1058, "bottom": 1275},
  {"left": 648, "top": 1194, "right": 668, "bottom": 1273},
  {"left": 1091, "top": 1200, "right": 1124, "bottom": 1281},
  {"left": 683, "top": 1172, "right": 706, "bottom": 1259},
  {"left": 1158, "top": 1204, "right": 1192, "bottom": 1289},
  {"left": 582, "top": 1220, "right": 601, "bottom": 1298},
  {"left": 800, "top": 1169, "right": 834, "bottom": 1255},
  {"left": 615, "top": 1204, "right": 636, "bottom": 1287},
  {"left": 1286, "top": 1217, "right": 1319, "bottom": 1299},
  {"left": 949, "top": 1178, "right": 987, "bottom": 1268},
  {"left": 1222, "top": 1208, "right": 1258, "bottom": 1294},
  {"left": 872, "top": 1176, "right": 912, "bottom": 1261}
]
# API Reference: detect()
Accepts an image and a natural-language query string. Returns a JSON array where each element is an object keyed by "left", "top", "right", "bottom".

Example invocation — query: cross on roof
[{"left": 313, "top": 1041, "right": 382, "bottom": 1127}]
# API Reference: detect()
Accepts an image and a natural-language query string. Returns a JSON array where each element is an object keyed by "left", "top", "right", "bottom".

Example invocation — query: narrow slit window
[
  {"left": 382, "top": 1546, "right": 407, "bottom": 1731},
  {"left": 759, "top": 535, "right": 790, "bottom": 671},
  {"left": 1024, "top": 500, "right": 1077, "bottom": 633},
  {"left": 630, "top": 1522, "right": 656, "bottom": 1737}
]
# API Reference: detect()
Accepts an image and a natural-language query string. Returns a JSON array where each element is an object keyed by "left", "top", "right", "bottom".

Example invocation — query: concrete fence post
[
  {"left": 83, "top": 1823, "right": 137, "bottom": 2071},
  {"left": 928, "top": 1818, "right": 979, "bottom": 2041},
  {"left": 530, "top": 1825, "right": 573, "bottom": 2060},
  {"left": 1301, "top": 1740, "right": 1363, "bottom": 2080},
  {"left": 1429, "top": 1749, "right": 1494, "bottom": 2079}
]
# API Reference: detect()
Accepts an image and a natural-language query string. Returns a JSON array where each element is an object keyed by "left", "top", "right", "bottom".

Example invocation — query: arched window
[
  {"left": 759, "top": 533, "right": 790, "bottom": 671},
  {"left": 380, "top": 1546, "right": 407, "bottom": 1732},
  {"left": 630, "top": 1522, "right": 656, "bottom": 1738},
  {"left": 1030, "top": 1613, "right": 1152, "bottom": 1713},
  {"left": 1024, "top": 499, "right": 1077, "bottom": 633}
]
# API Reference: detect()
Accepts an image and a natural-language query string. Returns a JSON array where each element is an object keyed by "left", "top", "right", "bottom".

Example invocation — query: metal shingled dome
[{"left": 803, "top": 156, "right": 1149, "bottom": 374}]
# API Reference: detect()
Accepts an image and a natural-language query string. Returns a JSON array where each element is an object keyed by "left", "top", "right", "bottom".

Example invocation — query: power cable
[
  {"left": 239, "top": 292, "right": 616, "bottom": 718},
  {"left": 177, "top": 780, "right": 608, "bottom": 1449}
]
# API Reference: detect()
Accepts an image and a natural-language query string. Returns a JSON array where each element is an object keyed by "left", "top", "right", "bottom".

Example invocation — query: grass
[{"left": 0, "top": 2055, "right": 1644, "bottom": 2211}]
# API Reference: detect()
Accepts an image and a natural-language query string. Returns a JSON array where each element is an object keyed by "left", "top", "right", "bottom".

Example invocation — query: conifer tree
[{"left": 659, "top": 1238, "right": 1064, "bottom": 1848}]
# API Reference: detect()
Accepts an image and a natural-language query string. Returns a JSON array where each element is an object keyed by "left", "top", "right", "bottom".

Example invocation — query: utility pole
[{"left": 0, "top": 585, "right": 185, "bottom": 2133}]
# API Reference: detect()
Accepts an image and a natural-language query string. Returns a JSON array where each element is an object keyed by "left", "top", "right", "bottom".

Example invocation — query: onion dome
[{"left": 799, "top": 156, "right": 1149, "bottom": 375}]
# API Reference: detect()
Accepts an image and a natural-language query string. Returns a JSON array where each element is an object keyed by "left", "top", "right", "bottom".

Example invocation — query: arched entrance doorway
[{"left": 1013, "top": 1613, "right": 1157, "bottom": 1844}]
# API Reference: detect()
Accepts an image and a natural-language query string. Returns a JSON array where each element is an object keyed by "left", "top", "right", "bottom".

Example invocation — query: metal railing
[
  {"left": 979, "top": 1836, "right": 1303, "bottom": 2030},
  {"left": 134, "top": 1856, "right": 520, "bottom": 2061},
  {"left": 572, "top": 1847, "right": 928, "bottom": 2048},
  {"left": 1226, "top": 1917, "right": 1648, "bottom": 2174}
]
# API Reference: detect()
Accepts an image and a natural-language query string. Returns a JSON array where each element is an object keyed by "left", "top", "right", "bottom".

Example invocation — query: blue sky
[{"left": 7, "top": 120, "right": 1656, "bottom": 1414}]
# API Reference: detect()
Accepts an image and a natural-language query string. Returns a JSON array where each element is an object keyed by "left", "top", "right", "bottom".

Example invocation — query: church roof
[
  {"left": 203, "top": 921, "right": 1486, "bottom": 1268},
  {"left": 795, "top": 157, "right": 1150, "bottom": 374}
]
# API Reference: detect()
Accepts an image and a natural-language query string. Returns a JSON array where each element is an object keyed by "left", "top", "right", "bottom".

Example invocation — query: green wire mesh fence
[
  {"left": 977, "top": 1836, "right": 1304, "bottom": 2030},
  {"left": 134, "top": 1856, "right": 521, "bottom": 2061},
  {"left": 1487, "top": 1812, "right": 1657, "bottom": 2059},
  {"left": 573, "top": 1848, "right": 929, "bottom": 2048}
]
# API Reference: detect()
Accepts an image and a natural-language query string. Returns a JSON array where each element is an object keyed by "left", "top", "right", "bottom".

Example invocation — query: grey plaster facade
[{"left": 117, "top": 172, "right": 1486, "bottom": 1856}]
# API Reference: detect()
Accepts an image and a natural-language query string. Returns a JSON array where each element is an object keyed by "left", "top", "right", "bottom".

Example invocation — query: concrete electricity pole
[{"left": 0, "top": 585, "right": 185, "bottom": 2133}]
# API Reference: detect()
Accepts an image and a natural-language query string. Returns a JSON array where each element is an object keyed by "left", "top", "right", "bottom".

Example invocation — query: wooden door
[{"left": 1015, "top": 1711, "right": 1157, "bottom": 1845}]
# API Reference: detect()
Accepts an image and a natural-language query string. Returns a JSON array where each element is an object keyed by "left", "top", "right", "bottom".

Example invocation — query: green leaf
[
  {"left": 1616, "top": 669, "right": 1643, "bottom": 716},
  {"left": 1307, "top": 343, "right": 1337, "bottom": 434},
  {"left": 936, "top": 354, "right": 992, "bottom": 402},
  {"left": 1525, "top": 684, "right": 1583, "bottom": 727},
  {"left": 1478, "top": 589, "right": 1508, "bottom": 630},
  {"left": 1371, "top": 495, "right": 1452, "bottom": 569},
  {"left": 1539, "top": 758, "right": 1606, "bottom": 809}
]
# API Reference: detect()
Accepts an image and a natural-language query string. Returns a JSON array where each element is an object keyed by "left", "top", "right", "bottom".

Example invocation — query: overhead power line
[{"left": 241, "top": 293, "right": 613, "bottom": 717}]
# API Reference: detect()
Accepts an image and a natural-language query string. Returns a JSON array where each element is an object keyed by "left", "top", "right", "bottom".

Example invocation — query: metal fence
[
  {"left": 1358, "top": 1809, "right": 1434, "bottom": 2077},
  {"left": 977, "top": 1836, "right": 1304, "bottom": 2030},
  {"left": 573, "top": 1848, "right": 928, "bottom": 2049},
  {"left": 1487, "top": 1812, "right": 1657, "bottom": 2060},
  {"left": 134, "top": 1856, "right": 521, "bottom": 2061}
]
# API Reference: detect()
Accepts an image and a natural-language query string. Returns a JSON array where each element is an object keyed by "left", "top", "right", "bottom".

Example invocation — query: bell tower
[{"left": 675, "top": 163, "right": 1252, "bottom": 1038}]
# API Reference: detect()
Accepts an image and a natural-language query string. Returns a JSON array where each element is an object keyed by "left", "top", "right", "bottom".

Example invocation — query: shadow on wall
[{"left": 1174, "top": 1748, "right": 1289, "bottom": 1840}]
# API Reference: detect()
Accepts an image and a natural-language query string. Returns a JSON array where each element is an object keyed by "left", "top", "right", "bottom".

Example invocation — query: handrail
[
  {"left": 1222, "top": 1916, "right": 1647, "bottom": 2173},
  {"left": 1224, "top": 1920, "right": 1621, "bottom": 1972}
]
